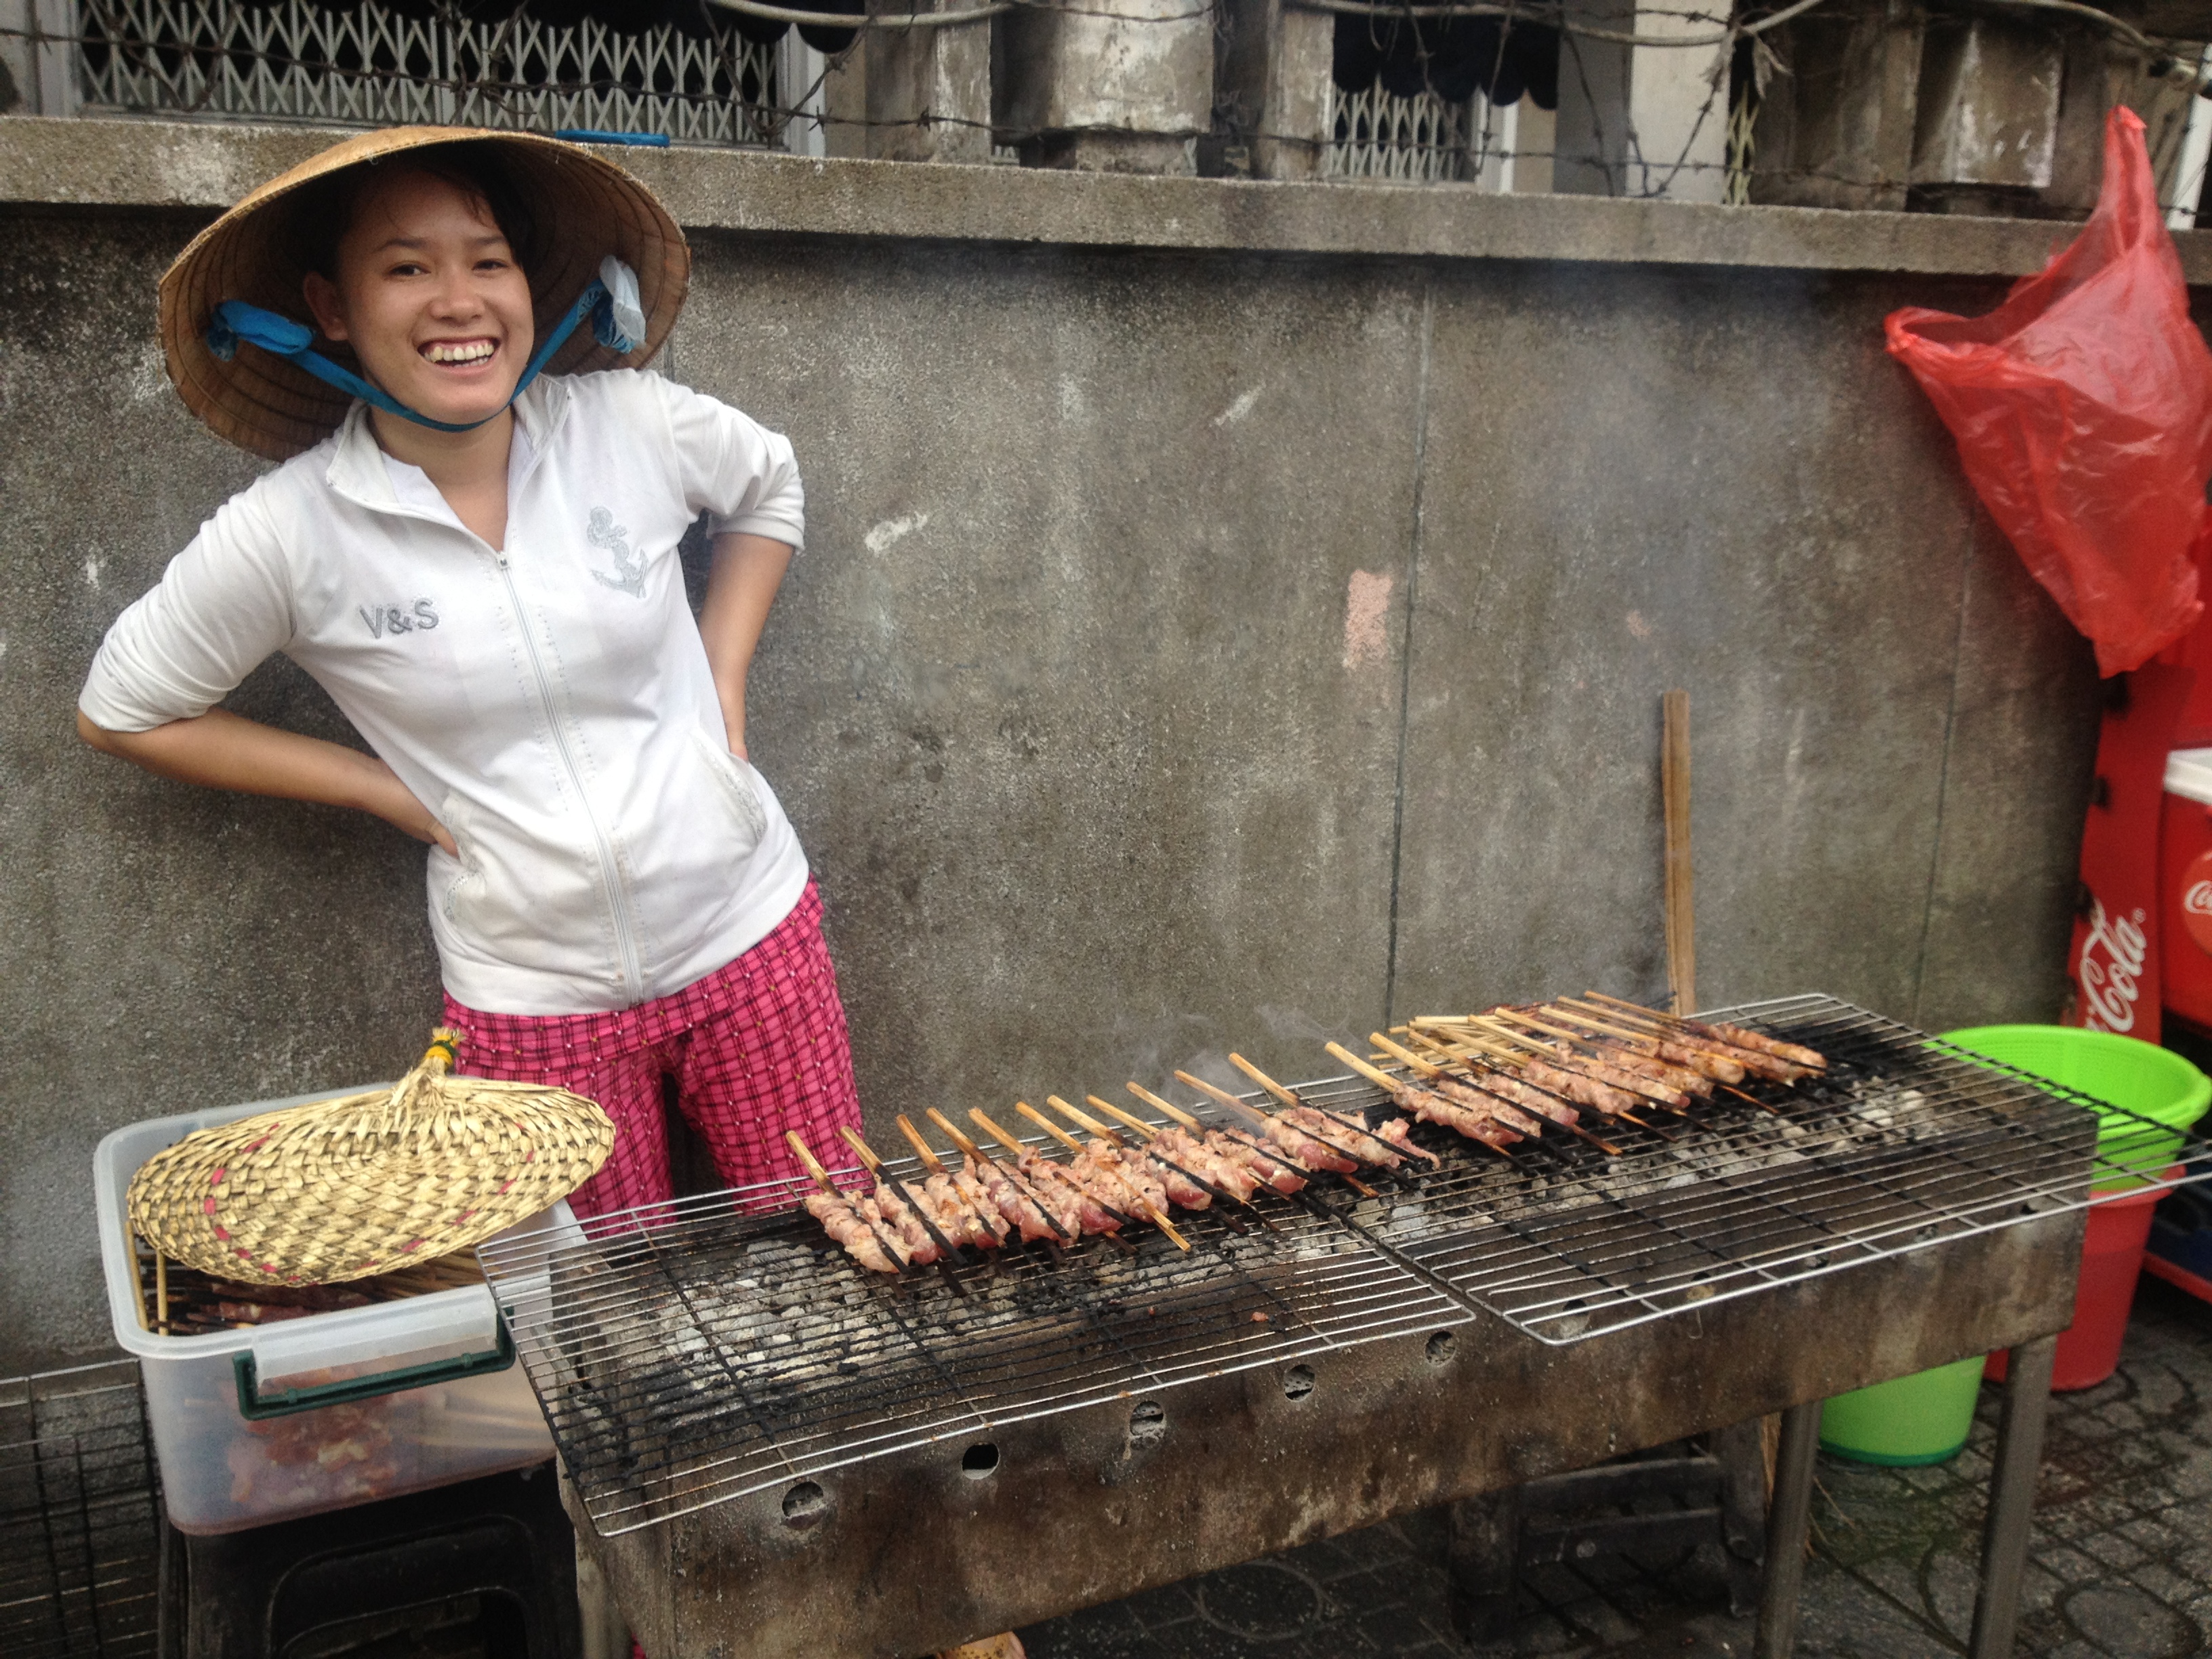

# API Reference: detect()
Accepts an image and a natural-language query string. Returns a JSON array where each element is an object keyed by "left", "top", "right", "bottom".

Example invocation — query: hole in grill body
[
  {"left": 960, "top": 1442, "right": 1000, "bottom": 1479},
  {"left": 1282, "top": 1365, "right": 1316, "bottom": 1399},
  {"left": 478, "top": 995, "right": 2191, "bottom": 1538}
]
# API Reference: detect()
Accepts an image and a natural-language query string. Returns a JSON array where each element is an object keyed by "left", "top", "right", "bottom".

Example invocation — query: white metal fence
[
  {"left": 66, "top": 0, "right": 783, "bottom": 146},
  {"left": 1324, "top": 80, "right": 1475, "bottom": 184}
]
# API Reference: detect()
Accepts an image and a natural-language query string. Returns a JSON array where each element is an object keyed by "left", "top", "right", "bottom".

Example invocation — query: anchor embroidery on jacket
[{"left": 587, "top": 506, "right": 647, "bottom": 597}]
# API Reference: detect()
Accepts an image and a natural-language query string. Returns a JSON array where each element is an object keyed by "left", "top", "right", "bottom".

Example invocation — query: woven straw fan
[{"left": 128, "top": 1029, "right": 615, "bottom": 1286}]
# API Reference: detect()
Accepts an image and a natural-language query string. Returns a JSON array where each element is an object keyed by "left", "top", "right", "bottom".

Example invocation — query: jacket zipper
[{"left": 493, "top": 548, "right": 648, "bottom": 1005}]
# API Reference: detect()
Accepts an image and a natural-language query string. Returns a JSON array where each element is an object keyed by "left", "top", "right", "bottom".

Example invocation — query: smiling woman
[{"left": 75, "top": 129, "right": 867, "bottom": 1260}]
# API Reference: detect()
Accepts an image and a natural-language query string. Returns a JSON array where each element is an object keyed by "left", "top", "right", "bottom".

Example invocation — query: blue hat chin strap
[{"left": 205, "top": 254, "right": 649, "bottom": 435}]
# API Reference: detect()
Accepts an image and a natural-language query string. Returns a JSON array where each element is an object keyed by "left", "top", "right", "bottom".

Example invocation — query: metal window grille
[
  {"left": 1324, "top": 80, "right": 1474, "bottom": 184},
  {"left": 74, "top": 0, "right": 783, "bottom": 147},
  {"left": 0, "top": 1360, "right": 163, "bottom": 1659}
]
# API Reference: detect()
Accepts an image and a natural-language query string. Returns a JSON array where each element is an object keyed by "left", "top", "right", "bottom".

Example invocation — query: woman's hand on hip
[{"left": 358, "top": 760, "right": 459, "bottom": 855}]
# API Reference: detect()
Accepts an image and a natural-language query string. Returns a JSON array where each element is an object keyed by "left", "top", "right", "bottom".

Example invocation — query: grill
[{"left": 479, "top": 994, "right": 2204, "bottom": 1654}]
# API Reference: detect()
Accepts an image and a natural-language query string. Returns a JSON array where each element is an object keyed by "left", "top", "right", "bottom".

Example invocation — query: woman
[{"left": 77, "top": 127, "right": 861, "bottom": 1222}]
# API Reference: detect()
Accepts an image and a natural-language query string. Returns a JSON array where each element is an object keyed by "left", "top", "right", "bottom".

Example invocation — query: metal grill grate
[
  {"left": 0, "top": 1361, "right": 163, "bottom": 1659},
  {"left": 479, "top": 995, "right": 2196, "bottom": 1538},
  {"left": 75, "top": 0, "right": 782, "bottom": 146},
  {"left": 480, "top": 1168, "right": 1471, "bottom": 1536}
]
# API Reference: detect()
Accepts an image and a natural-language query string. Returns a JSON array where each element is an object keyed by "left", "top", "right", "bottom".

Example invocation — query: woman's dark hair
[{"left": 287, "top": 145, "right": 545, "bottom": 286}]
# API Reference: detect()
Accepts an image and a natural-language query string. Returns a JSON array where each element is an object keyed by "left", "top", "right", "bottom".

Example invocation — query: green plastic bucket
[
  {"left": 1819, "top": 1355, "right": 1986, "bottom": 1466},
  {"left": 1938, "top": 1025, "right": 2210, "bottom": 1190}
]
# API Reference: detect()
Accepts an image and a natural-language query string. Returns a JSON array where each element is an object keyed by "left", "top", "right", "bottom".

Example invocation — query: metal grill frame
[
  {"left": 0, "top": 1359, "right": 163, "bottom": 1659},
  {"left": 74, "top": 0, "right": 783, "bottom": 146},
  {"left": 480, "top": 993, "right": 2199, "bottom": 1539}
]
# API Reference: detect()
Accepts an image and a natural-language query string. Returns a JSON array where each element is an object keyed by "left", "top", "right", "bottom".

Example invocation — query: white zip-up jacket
[{"left": 79, "top": 370, "right": 812, "bottom": 1015}]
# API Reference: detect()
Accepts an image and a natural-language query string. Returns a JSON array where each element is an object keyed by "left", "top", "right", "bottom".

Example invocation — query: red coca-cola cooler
[{"left": 2160, "top": 748, "right": 2212, "bottom": 1036}]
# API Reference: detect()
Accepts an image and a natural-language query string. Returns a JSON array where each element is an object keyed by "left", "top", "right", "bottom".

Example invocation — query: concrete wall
[{"left": 1, "top": 119, "right": 2127, "bottom": 1375}]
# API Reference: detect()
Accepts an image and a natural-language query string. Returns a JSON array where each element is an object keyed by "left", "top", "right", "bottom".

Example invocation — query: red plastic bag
[{"left": 1886, "top": 106, "right": 2212, "bottom": 676}]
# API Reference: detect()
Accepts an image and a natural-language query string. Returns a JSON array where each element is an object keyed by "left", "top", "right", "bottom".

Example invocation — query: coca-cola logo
[
  {"left": 2077, "top": 898, "right": 2149, "bottom": 1033},
  {"left": 2190, "top": 882, "right": 2212, "bottom": 918}
]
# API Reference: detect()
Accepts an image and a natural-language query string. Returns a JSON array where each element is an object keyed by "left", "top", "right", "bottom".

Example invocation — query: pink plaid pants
[{"left": 441, "top": 880, "right": 863, "bottom": 1219}]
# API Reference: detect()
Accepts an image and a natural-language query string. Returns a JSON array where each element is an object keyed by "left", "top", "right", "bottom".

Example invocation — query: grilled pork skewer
[
  {"left": 1227, "top": 1052, "right": 1438, "bottom": 1168},
  {"left": 785, "top": 1131, "right": 907, "bottom": 1275},
  {"left": 926, "top": 1109, "right": 1073, "bottom": 1247},
  {"left": 1048, "top": 1096, "right": 1229, "bottom": 1218},
  {"left": 1583, "top": 991, "right": 1828, "bottom": 1073},
  {"left": 1547, "top": 1000, "right": 1749, "bottom": 1084},
  {"left": 1174, "top": 1070, "right": 1380, "bottom": 1195},
  {"left": 839, "top": 1127, "right": 975, "bottom": 1274},
  {"left": 1368, "top": 1031, "right": 1620, "bottom": 1155},
  {"left": 1435, "top": 1032, "right": 1663, "bottom": 1129},
  {"left": 1493, "top": 1010, "right": 1714, "bottom": 1097},
  {"left": 1396, "top": 1028, "right": 1618, "bottom": 1132},
  {"left": 1021, "top": 1102, "right": 1192, "bottom": 1250},
  {"left": 1084, "top": 1095, "right": 1269, "bottom": 1210},
  {"left": 1324, "top": 1043, "right": 1519, "bottom": 1154},
  {"left": 895, "top": 1115, "right": 1012, "bottom": 1248},
  {"left": 969, "top": 1109, "right": 1131, "bottom": 1240},
  {"left": 1466, "top": 1019, "right": 1693, "bottom": 1112},
  {"left": 1126, "top": 1084, "right": 1306, "bottom": 1196},
  {"left": 1559, "top": 998, "right": 1805, "bottom": 1085}
]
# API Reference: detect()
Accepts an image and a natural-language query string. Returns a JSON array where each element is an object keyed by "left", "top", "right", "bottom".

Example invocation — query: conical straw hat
[
  {"left": 158, "top": 125, "right": 690, "bottom": 462},
  {"left": 127, "top": 1031, "right": 615, "bottom": 1286}
]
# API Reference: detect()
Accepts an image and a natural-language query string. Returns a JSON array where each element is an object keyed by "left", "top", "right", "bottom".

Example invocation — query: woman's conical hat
[
  {"left": 158, "top": 125, "right": 690, "bottom": 462},
  {"left": 127, "top": 1031, "right": 615, "bottom": 1285}
]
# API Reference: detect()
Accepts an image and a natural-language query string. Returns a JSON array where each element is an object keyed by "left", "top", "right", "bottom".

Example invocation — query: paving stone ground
[{"left": 1017, "top": 1278, "right": 2212, "bottom": 1659}]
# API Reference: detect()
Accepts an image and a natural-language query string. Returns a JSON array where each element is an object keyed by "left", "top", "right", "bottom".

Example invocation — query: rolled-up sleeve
[
  {"left": 648, "top": 371, "right": 805, "bottom": 551},
  {"left": 79, "top": 488, "right": 296, "bottom": 733}
]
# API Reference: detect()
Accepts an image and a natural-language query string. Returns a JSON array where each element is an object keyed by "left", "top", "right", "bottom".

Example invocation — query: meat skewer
[
  {"left": 1418, "top": 1030, "right": 1674, "bottom": 1136},
  {"left": 968, "top": 1109, "right": 1136, "bottom": 1246},
  {"left": 1020, "top": 1101, "right": 1192, "bottom": 1250},
  {"left": 1049, "top": 1096, "right": 1253, "bottom": 1231},
  {"left": 895, "top": 1114, "right": 1012, "bottom": 1250},
  {"left": 1125, "top": 1083, "right": 1307, "bottom": 1197},
  {"left": 1395, "top": 1027, "right": 1625, "bottom": 1133},
  {"left": 925, "top": 1108, "right": 1073, "bottom": 1251},
  {"left": 1174, "top": 1070, "right": 1382, "bottom": 1196},
  {"left": 1583, "top": 991, "right": 1828, "bottom": 1073},
  {"left": 1227, "top": 1052, "right": 1439, "bottom": 1168},
  {"left": 1324, "top": 1043, "right": 1521, "bottom": 1155},
  {"left": 839, "top": 1126, "right": 975, "bottom": 1273},
  {"left": 1465, "top": 1017, "right": 1695, "bottom": 1112},
  {"left": 1368, "top": 1031, "right": 1620, "bottom": 1155},
  {"left": 1492, "top": 1010, "right": 1715, "bottom": 1098},
  {"left": 1540, "top": 1000, "right": 1805, "bottom": 1092},
  {"left": 785, "top": 1130, "right": 908, "bottom": 1276},
  {"left": 1547, "top": 1000, "right": 1750, "bottom": 1084},
  {"left": 1083, "top": 1094, "right": 1275, "bottom": 1220}
]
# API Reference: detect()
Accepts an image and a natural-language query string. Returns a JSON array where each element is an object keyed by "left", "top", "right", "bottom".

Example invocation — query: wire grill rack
[
  {"left": 479, "top": 1170, "right": 1471, "bottom": 1536},
  {"left": 0, "top": 1361, "right": 163, "bottom": 1659},
  {"left": 478, "top": 994, "right": 2198, "bottom": 1538}
]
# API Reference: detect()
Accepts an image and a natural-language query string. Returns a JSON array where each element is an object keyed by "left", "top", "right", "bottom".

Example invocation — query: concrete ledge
[{"left": 5, "top": 110, "right": 2209, "bottom": 282}]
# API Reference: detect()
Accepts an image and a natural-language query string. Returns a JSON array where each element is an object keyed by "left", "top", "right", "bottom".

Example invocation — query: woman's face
[{"left": 302, "top": 168, "right": 535, "bottom": 430}]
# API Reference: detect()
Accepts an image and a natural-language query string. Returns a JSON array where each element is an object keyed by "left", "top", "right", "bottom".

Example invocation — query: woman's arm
[
  {"left": 697, "top": 531, "right": 795, "bottom": 758},
  {"left": 77, "top": 708, "right": 457, "bottom": 854}
]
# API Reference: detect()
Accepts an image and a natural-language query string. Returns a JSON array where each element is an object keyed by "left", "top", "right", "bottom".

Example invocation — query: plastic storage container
[
  {"left": 96, "top": 1091, "right": 562, "bottom": 1534},
  {"left": 1940, "top": 1025, "right": 2208, "bottom": 1391},
  {"left": 1819, "top": 1354, "right": 1986, "bottom": 1466},
  {"left": 2160, "top": 747, "right": 2212, "bottom": 1032}
]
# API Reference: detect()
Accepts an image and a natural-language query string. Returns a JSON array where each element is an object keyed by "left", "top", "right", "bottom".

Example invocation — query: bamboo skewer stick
[
  {"left": 1488, "top": 1008, "right": 1708, "bottom": 1105},
  {"left": 1023, "top": 1102, "right": 1191, "bottom": 1250},
  {"left": 971, "top": 1109, "right": 1141, "bottom": 1252},
  {"left": 840, "top": 1126, "right": 972, "bottom": 1273},
  {"left": 926, "top": 1107, "right": 1072, "bottom": 1250},
  {"left": 787, "top": 1130, "right": 916, "bottom": 1278},
  {"left": 1228, "top": 1052, "right": 1435, "bottom": 1170},
  {"left": 1129, "top": 1081, "right": 1327, "bottom": 1191},
  {"left": 1580, "top": 991, "right": 1826, "bottom": 1073},
  {"left": 1370, "top": 1030, "right": 1620, "bottom": 1155},
  {"left": 155, "top": 1250, "right": 169, "bottom": 1336},
  {"left": 1406, "top": 1026, "right": 1675, "bottom": 1139},
  {"left": 1465, "top": 1015, "right": 1692, "bottom": 1114},
  {"left": 1174, "top": 1070, "right": 1380, "bottom": 1198},
  {"left": 895, "top": 1114, "right": 1006, "bottom": 1248},
  {"left": 1662, "top": 687, "right": 1696, "bottom": 1017},
  {"left": 1325, "top": 1042, "right": 1515, "bottom": 1158}
]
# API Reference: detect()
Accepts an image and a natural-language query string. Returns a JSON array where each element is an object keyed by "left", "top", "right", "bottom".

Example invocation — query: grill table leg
[
  {"left": 1969, "top": 1333, "right": 2056, "bottom": 1659},
  {"left": 1752, "top": 1401, "right": 1821, "bottom": 1659}
]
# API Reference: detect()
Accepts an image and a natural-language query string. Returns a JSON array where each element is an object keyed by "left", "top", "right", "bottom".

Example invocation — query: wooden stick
[
  {"left": 1086, "top": 1094, "right": 1162, "bottom": 1139},
  {"left": 1084, "top": 1094, "right": 1261, "bottom": 1224},
  {"left": 928, "top": 1107, "right": 1073, "bottom": 1246},
  {"left": 1019, "top": 1103, "right": 1189, "bottom": 1250},
  {"left": 970, "top": 1108, "right": 1138, "bottom": 1251},
  {"left": 788, "top": 1130, "right": 916, "bottom": 1276},
  {"left": 1411, "top": 1029, "right": 1674, "bottom": 1139},
  {"left": 1228, "top": 1052, "right": 1303, "bottom": 1109},
  {"left": 155, "top": 1250, "right": 169, "bottom": 1336},
  {"left": 1662, "top": 687, "right": 1696, "bottom": 1017},
  {"left": 1228, "top": 1052, "right": 1418, "bottom": 1170},
  {"left": 1174, "top": 1071, "right": 1379, "bottom": 1198},
  {"left": 1127, "top": 1082, "right": 1203, "bottom": 1128},
  {"left": 1046, "top": 1094, "right": 1128, "bottom": 1147},
  {"left": 840, "top": 1126, "right": 970, "bottom": 1286},
  {"left": 897, "top": 1114, "right": 1006, "bottom": 1245}
]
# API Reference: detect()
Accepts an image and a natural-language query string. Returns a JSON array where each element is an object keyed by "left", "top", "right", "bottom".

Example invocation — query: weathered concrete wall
[{"left": 1, "top": 119, "right": 2112, "bottom": 1375}]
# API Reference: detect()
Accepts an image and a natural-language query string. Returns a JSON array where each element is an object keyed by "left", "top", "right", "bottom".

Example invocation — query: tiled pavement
[{"left": 1017, "top": 1279, "right": 2212, "bottom": 1659}]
